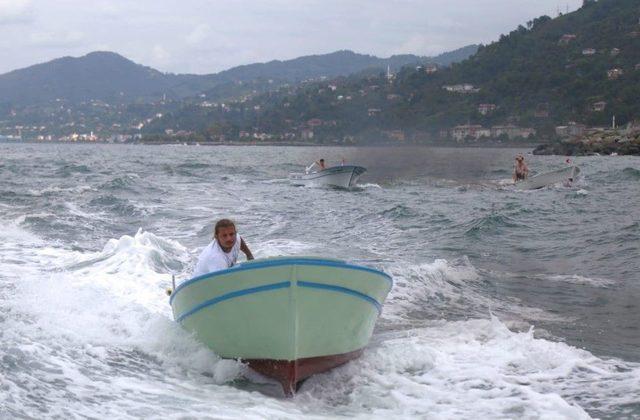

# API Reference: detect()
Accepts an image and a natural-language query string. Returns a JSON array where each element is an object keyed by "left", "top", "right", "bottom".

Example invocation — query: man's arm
[{"left": 240, "top": 238, "right": 254, "bottom": 260}]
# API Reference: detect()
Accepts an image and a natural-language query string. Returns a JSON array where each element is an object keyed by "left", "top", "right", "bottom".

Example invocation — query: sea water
[{"left": 1, "top": 143, "right": 639, "bottom": 419}]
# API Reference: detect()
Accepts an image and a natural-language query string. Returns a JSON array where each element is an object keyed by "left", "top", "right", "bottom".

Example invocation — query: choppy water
[{"left": 1, "top": 143, "right": 639, "bottom": 419}]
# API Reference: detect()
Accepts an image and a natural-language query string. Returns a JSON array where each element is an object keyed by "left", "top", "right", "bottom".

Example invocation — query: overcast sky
[{"left": 0, "top": 0, "right": 582, "bottom": 75}]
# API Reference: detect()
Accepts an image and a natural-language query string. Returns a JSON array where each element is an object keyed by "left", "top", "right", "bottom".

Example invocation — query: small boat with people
[
  {"left": 289, "top": 158, "right": 366, "bottom": 188},
  {"left": 169, "top": 256, "right": 392, "bottom": 395},
  {"left": 515, "top": 165, "right": 581, "bottom": 190}
]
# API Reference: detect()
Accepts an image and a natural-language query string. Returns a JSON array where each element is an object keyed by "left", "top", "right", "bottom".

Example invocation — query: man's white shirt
[{"left": 193, "top": 234, "right": 241, "bottom": 277}]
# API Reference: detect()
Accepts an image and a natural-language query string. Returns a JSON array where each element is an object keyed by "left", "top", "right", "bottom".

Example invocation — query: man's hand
[{"left": 240, "top": 238, "right": 254, "bottom": 260}]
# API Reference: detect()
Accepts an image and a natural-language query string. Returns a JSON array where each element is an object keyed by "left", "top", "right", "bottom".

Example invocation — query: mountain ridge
[{"left": 0, "top": 46, "right": 478, "bottom": 106}]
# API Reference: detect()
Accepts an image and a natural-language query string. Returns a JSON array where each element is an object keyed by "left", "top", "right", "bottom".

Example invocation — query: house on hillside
[
  {"left": 307, "top": 118, "right": 323, "bottom": 127},
  {"left": 491, "top": 125, "right": 536, "bottom": 139},
  {"left": 425, "top": 64, "right": 438, "bottom": 74},
  {"left": 367, "top": 108, "right": 381, "bottom": 117},
  {"left": 610, "top": 48, "right": 620, "bottom": 57},
  {"left": 558, "top": 34, "right": 576, "bottom": 45},
  {"left": 443, "top": 84, "right": 480, "bottom": 94},
  {"left": 635, "top": 63, "right": 640, "bottom": 71},
  {"left": 478, "top": 103, "right": 497, "bottom": 115},
  {"left": 592, "top": 101, "right": 607, "bottom": 112},
  {"left": 607, "top": 68, "right": 624, "bottom": 80},
  {"left": 452, "top": 125, "right": 484, "bottom": 141},
  {"left": 556, "top": 122, "right": 586, "bottom": 138},
  {"left": 535, "top": 103, "right": 550, "bottom": 118},
  {"left": 383, "top": 130, "right": 406, "bottom": 142},
  {"left": 582, "top": 48, "right": 596, "bottom": 55}
]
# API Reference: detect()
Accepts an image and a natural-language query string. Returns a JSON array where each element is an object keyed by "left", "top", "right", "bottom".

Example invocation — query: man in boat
[
  {"left": 193, "top": 219, "right": 254, "bottom": 276},
  {"left": 513, "top": 154, "right": 529, "bottom": 182},
  {"left": 306, "top": 158, "right": 326, "bottom": 173}
]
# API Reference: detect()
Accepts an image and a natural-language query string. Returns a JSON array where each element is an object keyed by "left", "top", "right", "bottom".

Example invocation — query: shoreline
[{"left": 1, "top": 139, "right": 540, "bottom": 149}]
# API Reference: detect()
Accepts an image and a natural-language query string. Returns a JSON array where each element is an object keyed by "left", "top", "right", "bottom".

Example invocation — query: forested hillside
[{"left": 146, "top": 0, "right": 640, "bottom": 143}]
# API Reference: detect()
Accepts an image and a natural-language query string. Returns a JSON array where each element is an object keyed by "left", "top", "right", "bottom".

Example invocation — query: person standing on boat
[
  {"left": 193, "top": 219, "right": 254, "bottom": 276},
  {"left": 513, "top": 154, "right": 529, "bottom": 182}
]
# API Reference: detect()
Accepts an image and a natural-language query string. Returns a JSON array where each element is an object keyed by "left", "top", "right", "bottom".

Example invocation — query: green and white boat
[{"left": 169, "top": 256, "right": 392, "bottom": 395}]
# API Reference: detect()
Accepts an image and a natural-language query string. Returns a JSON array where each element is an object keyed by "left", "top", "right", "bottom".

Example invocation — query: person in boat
[
  {"left": 305, "top": 158, "right": 326, "bottom": 173},
  {"left": 193, "top": 218, "right": 254, "bottom": 276},
  {"left": 513, "top": 154, "right": 529, "bottom": 182}
]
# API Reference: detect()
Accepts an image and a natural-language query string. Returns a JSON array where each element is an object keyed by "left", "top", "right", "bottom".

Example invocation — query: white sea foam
[
  {"left": 2, "top": 227, "right": 638, "bottom": 418},
  {"left": 356, "top": 183, "right": 382, "bottom": 189},
  {"left": 297, "top": 317, "right": 640, "bottom": 418},
  {"left": 545, "top": 274, "right": 615, "bottom": 287},
  {"left": 26, "top": 184, "right": 95, "bottom": 197}
]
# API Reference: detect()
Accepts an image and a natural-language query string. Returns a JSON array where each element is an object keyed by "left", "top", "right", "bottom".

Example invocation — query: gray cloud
[
  {"left": 0, "top": 0, "right": 34, "bottom": 24},
  {"left": 0, "top": 0, "right": 583, "bottom": 75}
]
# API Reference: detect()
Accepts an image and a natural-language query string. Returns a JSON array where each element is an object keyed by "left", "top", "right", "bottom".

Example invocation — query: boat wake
[
  {"left": 297, "top": 317, "right": 640, "bottom": 419},
  {"left": 2, "top": 226, "right": 639, "bottom": 418}
]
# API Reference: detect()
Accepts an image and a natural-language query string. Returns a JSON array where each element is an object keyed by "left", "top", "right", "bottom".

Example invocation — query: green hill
[
  {"left": 0, "top": 52, "right": 208, "bottom": 105},
  {"left": 0, "top": 47, "right": 478, "bottom": 107},
  {"left": 154, "top": 0, "right": 639, "bottom": 143}
]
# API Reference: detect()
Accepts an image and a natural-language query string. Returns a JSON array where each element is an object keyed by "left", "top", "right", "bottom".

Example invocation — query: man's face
[{"left": 216, "top": 226, "right": 237, "bottom": 251}]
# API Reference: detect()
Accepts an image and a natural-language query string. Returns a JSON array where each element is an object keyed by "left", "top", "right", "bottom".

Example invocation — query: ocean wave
[
  {"left": 381, "top": 258, "right": 561, "bottom": 324},
  {"left": 54, "top": 164, "right": 92, "bottom": 177},
  {"left": 378, "top": 204, "right": 418, "bottom": 220},
  {"left": 297, "top": 317, "right": 640, "bottom": 419},
  {"left": 621, "top": 167, "right": 640, "bottom": 180},
  {"left": 461, "top": 213, "right": 525, "bottom": 238},
  {"left": 99, "top": 174, "right": 140, "bottom": 191},
  {"left": 88, "top": 195, "right": 149, "bottom": 217}
]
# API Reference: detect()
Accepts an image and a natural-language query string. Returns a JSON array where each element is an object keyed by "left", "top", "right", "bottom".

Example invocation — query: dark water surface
[{"left": 1, "top": 143, "right": 639, "bottom": 419}]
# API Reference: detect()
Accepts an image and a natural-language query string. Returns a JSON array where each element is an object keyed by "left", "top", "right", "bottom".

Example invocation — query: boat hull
[
  {"left": 289, "top": 165, "right": 366, "bottom": 188},
  {"left": 515, "top": 166, "right": 580, "bottom": 190},
  {"left": 246, "top": 348, "right": 363, "bottom": 395},
  {"left": 169, "top": 257, "right": 391, "bottom": 395}
]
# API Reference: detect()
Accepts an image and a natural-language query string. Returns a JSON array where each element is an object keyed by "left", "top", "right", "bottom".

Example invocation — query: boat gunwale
[
  {"left": 170, "top": 257, "right": 392, "bottom": 304},
  {"left": 515, "top": 165, "right": 581, "bottom": 190},
  {"left": 527, "top": 165, "right": 580, "bottom": 181},
  {"left": 289, "top": 165, "right": 366, "bottom": 181},
  {"left": 174, "top": 279, "right": 383, "bottom": 322}
]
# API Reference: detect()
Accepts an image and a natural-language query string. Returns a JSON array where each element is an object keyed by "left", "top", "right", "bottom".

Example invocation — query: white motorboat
[
  {"left": 515, "top": 166, "right": 580, "bottom": 190},
  {"left": 289, "top": 165, "right": 366, "bottom": 188}
]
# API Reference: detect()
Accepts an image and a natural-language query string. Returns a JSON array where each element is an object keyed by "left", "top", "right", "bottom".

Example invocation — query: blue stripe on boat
[
  {"left": 298, "top": 281, "right": 382, "bottom": 313},
  {"left": 170, "top": 257, "right": 392, "bottom": 304},
  {"left": 174, "top": 280, "right": 383, "bottom": 322},
  {"left": 175, "top": 281, "right": 291, "bottom": 322}
]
